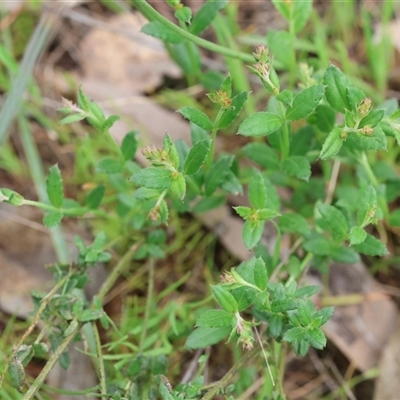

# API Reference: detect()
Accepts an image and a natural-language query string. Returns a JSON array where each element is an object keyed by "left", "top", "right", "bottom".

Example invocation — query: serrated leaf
[
  {"left": 306, "top": 327, "right": 327, "bottom": 349},
  {"left": 272, "top": 298, "right": 297, "bottom": 313},
  {"left": 178, "top": 107, "right": 213, "bottom": 131},
  {"left": 9, "top": 359, "right": 25, "bottom": 392},
  {"left": 233, "top": 206, "right": 251, "bottom": 219},
  {"left": 141, "top": 21, "right": 184, "bottom": 44},
  {"left": 43, "top": 212, "right": 63, "bottom": 228},
  {"left": 314, "top": 306, "right": 334, "bottom": 326},
  {"left": 317, "top": 203, "right": 349, "bottom": 242},
  {"left": 131, "top": 167, "right": 172, "bottom": 190},
  {"left": 204, "top": 155, "right": 233, "bottom": 196},
  {"left": 257, "top": 208, "right": 279, "bottom": 221},
  {"left": 323, "top": 64, "right": 352, "bottom": 113},
  {"left": 279, "top": 213, "right": 310, "bottom": 236},
  {"left": 46, "top": 165, "right": 64, "bottom": 208},
  {"left": 96, "top": 158, "right": 123, "bottom": 174},
  {"left": 59, "top": 113, "right": 86, "bottom": 125},
  {"left": 347, "top": 125, "right": 387, "bottom": 151},
  {"left": 303, "top": 236, "right": 331, "bottom": 255},
  {"left": 121, "top": 131, "right": 138, "bottom": 161},
  {"left": 286, "top": 85, "right": 325, "bottom": 121},
  {"left": 243, "top": 220, "right": 264, "bottom": 249},
  {"left": 352, "top": 234, "right": 388, "bottom": 256},
  {"left": 281, "top": 156, "right": 311, "bottom": 181},
  {"left": 329, "top": 246, "right": 360, "bottom": 263},
  {"left": 212, "top": 285, "right": 238, "bottom": 313},
  {"left": 184, "top": 139, "right": 210, "bottom": 175},
  {"left": 253, "top": 257, "right": 268, "bottom": 291},
  {"left": 359, "top": 109, "right": 384, "bottom": 128},
  {"left": 248, "top": 171, "right": 267, "bottom": 209},
  {"left": 185, "top": 326, "right": 231, "bottom": 349},
  {"left": 357, "top": 185, "right": 377, "bottom": 227},
  {"left": 237, "top": 112, "right": 282, "bottom": 137},
  {"left": 78, "top": 309, "right": 104, "bottom": 322},
  {"left": 272, "top": 0, "right": 312, "bottom": 33},
  {"left": 196, "top": 309, "right": 234, "bottom": 328},
  {"left": 349, "top": 226, "right": 367, "bottom": 245},
  {"left": 218, "top": 91, "right": 250, "bottom": 129},
  {"left": 319, "top": 127, "right": 344, "bottom": 160},
  {"left": 189, "top": 0, "right": 228, "bottom": 35}
]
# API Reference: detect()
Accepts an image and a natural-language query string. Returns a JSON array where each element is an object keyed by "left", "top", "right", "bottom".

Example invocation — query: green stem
[
  {"left": 359, "top": 152, "right": 389, "bottom": 219},
  {"left": 0, "top": 273, "right": 71, "bottom": 391},
  {"left": 212, "top": 15, "right": 255, "bottom": 115},
  {"left": 18, "top": 115, "right": 69, "bottom": 263},
  {"left": 97, "top": 243, "right": 140, "bottom": 302},
  {"left": 139, "top": 259, "right": 155, "bottom": 353},
  {"left": 278, "top": 103, "right": 290, "bottom": 160},
  {"left": 22, "top": 324, "right": 81, "bottom": 400},
  {"left": 132, "top": 0, "right": 253, "bottom": 63},
  {"left": 205, "top": 108, "right": 224, "bottom": 170},
  {"left": 200, "top": 347, "right": 259, "bottom": 400},
  {"left": 92, "top": 322, "right": 107, "bottom": 395}
]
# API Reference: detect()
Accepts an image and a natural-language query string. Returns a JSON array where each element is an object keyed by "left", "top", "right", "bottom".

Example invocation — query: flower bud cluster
[{"left": 248, "top": 45, "right": 280, "bottom": 95}]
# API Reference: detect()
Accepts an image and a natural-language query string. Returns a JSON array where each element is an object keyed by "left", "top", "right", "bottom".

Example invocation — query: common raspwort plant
[{"left": 1, "top": 0, "right": 399, "bottom": 398}]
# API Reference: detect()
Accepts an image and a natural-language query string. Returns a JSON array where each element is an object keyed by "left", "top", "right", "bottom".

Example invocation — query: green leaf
[
  {"left": 323, "top": 64, "right": 352, "bottom": 113},
  {"left": 268, "top": 30, "right": 293, "bottom": 69},
  {"left": 221, "top": 170, "right": 243, "bottom": 195},
  {"left": 178, "top": 107, "right": 213, "bottom": 131},
  {"left": 271, "top": 298, "right": 297, "bottom": 313},
  {"left": 9, "top": 359, "right": 25, "bottom": 392},
  {"left": 286, "top": 85, "right": 325, "bottom": 121},
  {"left": 184, "top": 139, "right": 210, "bottom": 175},
  {"left": 211, "top": 285, "right": 238, "bottom": 313},
  {"left": 357, "top": 185, "right": 377, "bottom": 227},
  {"left": 220, "top": 74, "right": 232, "bottom": 97},
  {"left": 329, "top": 246, "right": 360, "bottom": 264},
  {"left": 189, "top": 0, "right": 228, "bottom": 35},
  {"left": 317, "top": 203, "right": 349, "bottom": 242},
  {"left": 303, "top": 236, "right": 331, "bottom": 255},
  {"left": 253, "top": 257, "right": 268, "bottom": 291},
  {"left": 233, "top": 206, "right": 251, "bottom": 219},
  {"left": 319, "top": 127, "right": 344, "bottom": 160},
  {"left": 257, "top": 208, "right": 279, "bottom": 221},
  {"left": 121, "top": 131, "right": 138, "bottom": 161},
  {"left": 248, "top": 171, "right": 267, "bottom": 209},
  {"left": 204, "top": 155, "right": 233, "bottom": 196},
  {"left": 196, "top": 310, "right": 234, "bottom": 328},
  {"left": 352, "top": 234, "right": 388, "bottom": 256},
  {"left": 349, "top": 226, "right": 367, "bottom": 245},
  {"left": 141, "top": 21, "right": 184, "bottom": 44},
  {"left": 281, "top": 156, "right": 311, "bottom": 181},
  {"left": 46, "top": 165, "right": 64, "bottom": 208},
  {"left": 276, "top": 89, "right": 294, "bottom": 107},
  {"left": 131, "top": 167, "right": 173, "bottom": 189},
  {"left": 193, "top": 195, "right": 225, "bottom": 213},
  {"left": 237, "top": 112, "right": 282, "bottom": 137},
  {"left": 347, "top": 125, "right": 387, "bottom": 151},
  {"left": 43, "top": 212, "right": 63, "bottom": 228},
  {"left": 242, "top": 143, "right": 280, "bottom": 170},
  {"left": 218, "top": 91, "right": 250, "bottom": 129},
  {"left": 78, "top": 309, "right": 104, "bottom": 322},
  {"left": 315, "top": 104, "right": 336, "bottom": 133},
  {"left": 86, "top": 185, "right": 105, "bottom": 210},
  {"left": 96, "top": 158, "right": 123, "bottom": 174},
  {"left": 267, "top": 314, "right": 284, "bottom": 337},
  {"left": 59, "top": 113, "right": 86, "bottom": 125},
  {"left": 175, "top": 6, "right": 192, "bottom": 24},
  {"left": 271, "top": 0, "right": 312, "bottom": 33},
  {"left": 185, "top": 326, "right": 231, "bottom": 349},
  {"left": 283, "top": 327, "right": 307, "bottom": 343},
  {"left": 243, "top": 220, "right": 264, "bottom": 249},
  {"left": 279, "top": 213, "right": 310, "bottom": 236},
  {"left": 359, "top": 109, "right": 384, "bottom": 128},
  {"left": 306, "top": 327, "right": 327, "bottom": 349},
  {"left": 314, "top": 306, "right": 334, "bottom": 326},
  {"left": 346, "top": 86, "right": 366, "bottom": 112}
]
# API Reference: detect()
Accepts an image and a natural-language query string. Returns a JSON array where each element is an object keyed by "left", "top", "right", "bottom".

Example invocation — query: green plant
[{"left": 1, "top": 0, "right": 399, "bottom": 398}]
